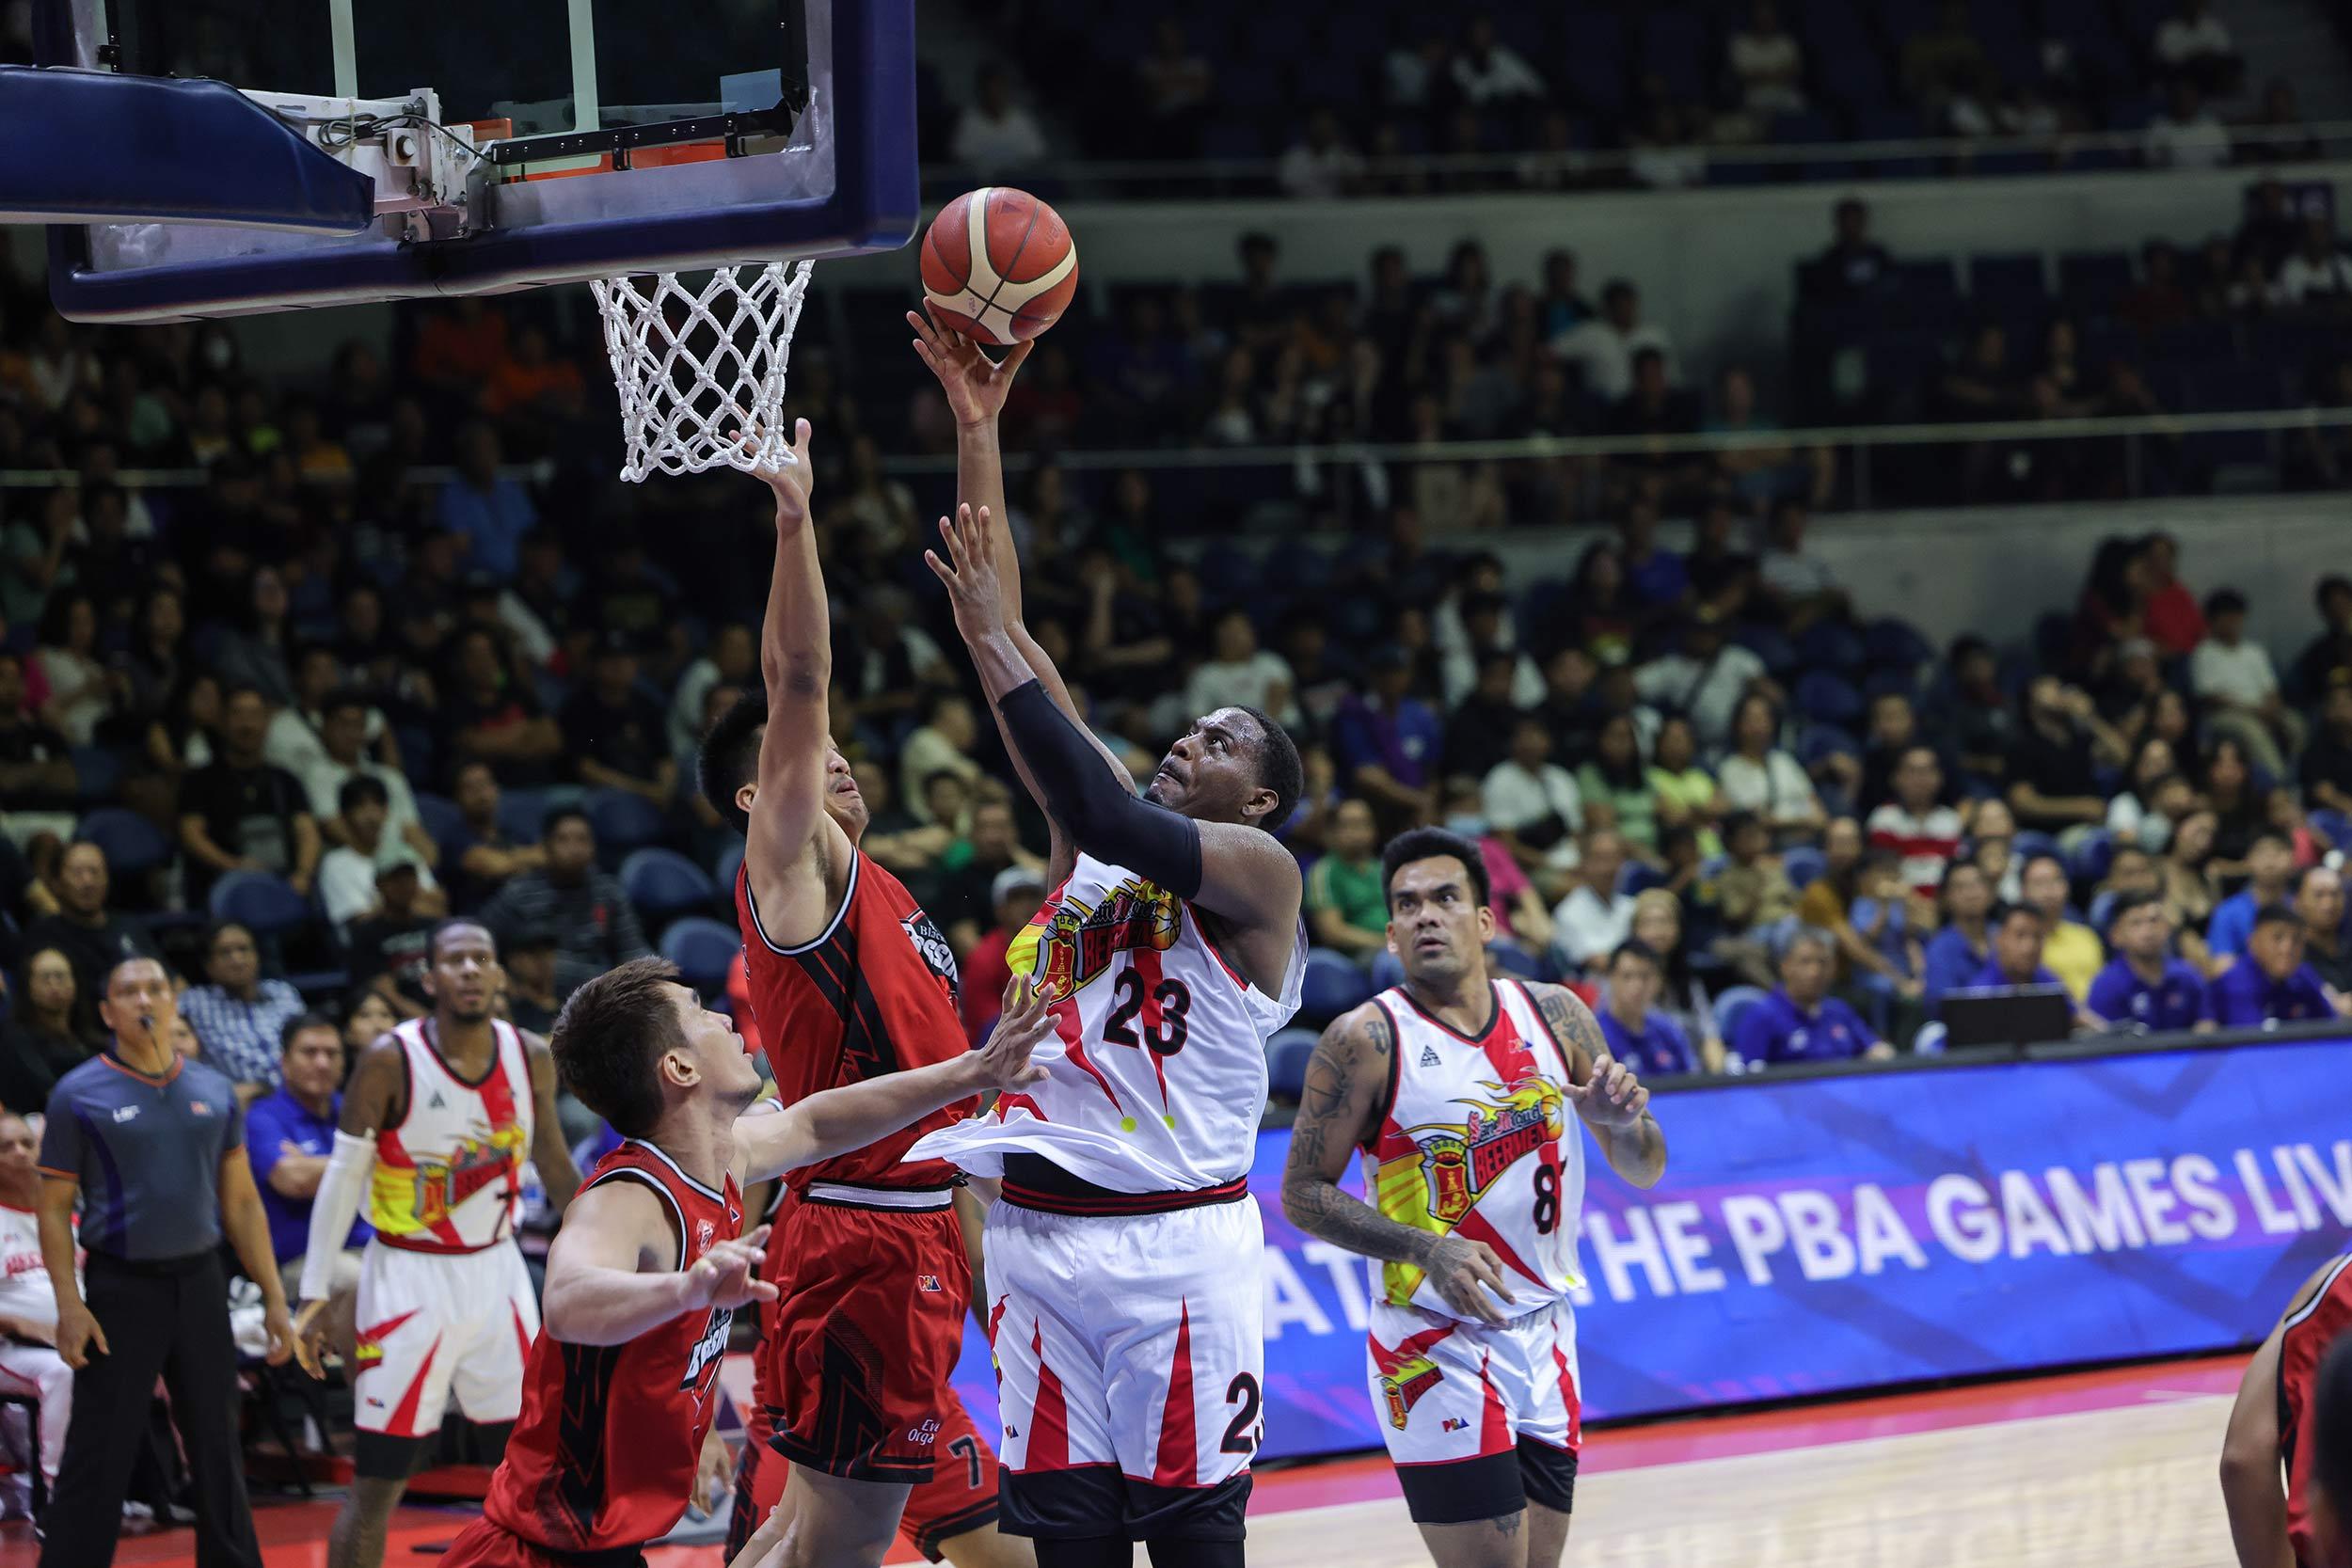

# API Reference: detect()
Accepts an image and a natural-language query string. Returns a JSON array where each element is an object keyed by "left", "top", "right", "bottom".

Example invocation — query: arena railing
[
  {"left": 918, "top": 121, "right": 2352, "bottom": 200},
  {"left": 4, "top": 406, "right": 2349, "bottom": 515}
]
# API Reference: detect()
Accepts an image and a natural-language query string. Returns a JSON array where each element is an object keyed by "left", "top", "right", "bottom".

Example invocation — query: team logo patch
[
  {"left": 1014, "top": 876, "right": 1181, "bottom": 1002},
  {"left": 1378, "top": 1355, "right": 1442, "bottom": 1429},
  {"left": 697, "top": 1219, "right": 715, "bottom": 1251},
  {"left": 1378, "top": 1075, "right": 1565, "bottom": 1228},
  {"left": 1442, "top": 1417, "right": 1470, "bottom": 1433},
  {"left": 901, "top": 910, "right": 961, "bottom": 997},
  {"left": 916, "top": 1274, "right": 944, "bottom": 1293},
  {"left": 189, "top": 1100, "right": 212, "bottom": 1117},
  {"left": 112, "top": 1105, "right": 138, "bottom": 1123},
  {"left": 404, "top": 1127, "right": 528, "bottom": 1227}
]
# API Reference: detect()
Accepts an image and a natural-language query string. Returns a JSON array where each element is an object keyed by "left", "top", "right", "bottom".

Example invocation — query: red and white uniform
[
  {"left": 909, "top": 850, "right": 1305, "bottom": 1507},
  {"left": 0, "top": 1205, "right": 70, "bottom": 1484},
  {"left": 439, "top": 1140, "right": 741, "bottom": 1567},
  {"left": 736, "top": 849, "right": 984, "bottom": 1487},
  {"left": 2281, "top": 1252, "right": 2352, "bottom": 1568},
  {"left": 1359, "top": 981, "right": 1585, "bottom": 1469},
  {"left": 354, "top": 1019, "right": 538, "bottom": 1438}
]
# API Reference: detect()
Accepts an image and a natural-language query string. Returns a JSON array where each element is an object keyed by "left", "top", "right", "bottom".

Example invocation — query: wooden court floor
[{"left": 0, "top": 1355, "right": 2249, "bottom": 1567}]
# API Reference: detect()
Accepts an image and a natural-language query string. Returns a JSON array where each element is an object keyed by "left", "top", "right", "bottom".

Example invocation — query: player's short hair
[
  {"left": 697, "top": 686, "right": 768, "bottom": 835},
  {"left": 427, "top": 917, "right": 497, "bottom": 964},
  {"left": 551, "top": 957, "right": 687, "bottom": 1139},
  {"left": 1233, "top": 705, "right": 1304, "bottom": 832},
  {"left": 280, "top": 1011, "right": 340, "bottom": 1053},
  {"left": 1381, "top": 828, "right": 1492, "bottom": 912}
]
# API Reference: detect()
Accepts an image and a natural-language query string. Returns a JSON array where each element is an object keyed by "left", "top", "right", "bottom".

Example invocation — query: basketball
[{"left": 919, "top": 186, "right": 1079, "bottom": 346}]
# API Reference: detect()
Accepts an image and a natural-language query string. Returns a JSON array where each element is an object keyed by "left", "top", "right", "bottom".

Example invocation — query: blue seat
[
  {"left": 498, "top": 787, "right": 553, "bottom": 844},
  {"left": 70, "top": 745, "right": 122, "bottom": 804},
  {"left": 2312, "top": 809, "right": 2352, "bottom": 850},
  {"left": 2067, "top": 829, "right": 2115, "bottom": 886},
  {"left": 1865, "top": 616, "right": 1933, "bottom": 670},
  {"left": 660, "top": 916, "right": 742, "bottom": 992},
  {"left": 1797, "top": 620, "right": 1866, "bottom": 673},
  {"left": 1487, "top": 943, "right": 1547, "bottom": 982},
  {"left": 2059, "top": 249, "right": 2135, "bottom": 309},
  {"left": 586, "top": 789, "right": 668, "bottom": 860},
  {"left": 1782, "top": 846, "right": 1827, "bottom": 889},
  {"left": 1970, "top": 252, "right": 2047, "bottom": 304},
  {"left": 74, "top": 808, "right": 171, "bottom": 878},
  {"left": 208, "top": 870, "right": 312, "bottom": 936},
  {"left": 1369, "top": 949, "right": 1406, "bottom": 992},
  {"left": 2011, "top": 830, "right": 2060, "bottom": 865},
  {"left": 1618, "top": 862, "right": 1666, "bottom": 896},
  {"left": 1794, "top": 670, "right": 1864, "bottom": 727},
  {"left": 1799, "top": 723, "right": 1861, "bottom": 767},
  {"left": 1301, "top": 948, "right": 1372, "bottom": 1025},
  {"left": 414, "top": 792, "right": 466, "bottom": 859},
  {"left": 1713, "top": 985, "right": 1769, "bottom": 1045},
  {"left": 622, "top": 848, "right": 720, "bottom": 924},
  {"left": 1733, "top": 625, "right": 1798, "bottom": 677},
  {"left": 2087, "top": 888, "right": 2121, "bottom": 934},
  {"left": 1266, "top": 1028, "right": 1318, "bottom": 1101},
  {"left": 714, "top": 840, "right": 745, "bottom": 895}
]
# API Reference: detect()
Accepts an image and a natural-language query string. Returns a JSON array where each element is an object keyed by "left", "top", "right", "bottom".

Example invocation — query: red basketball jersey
[
  {"left": 2282, "top": 1253, "right": 2352, "bottom": 1568},
  {"left": 735, "top": 847, "right": 974, "bottom": 1188},
  {"left": 480, "top": 1140, "right": 742, "bottom": 1554}
]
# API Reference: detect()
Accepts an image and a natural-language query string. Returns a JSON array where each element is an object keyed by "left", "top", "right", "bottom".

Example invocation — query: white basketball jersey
[
  {"left": 909, "top": 851, "right": 1305, "bottom": 1192},
  {"left": 0, "top": 1205, "right": 56, "bottom": 1333},
  {"left": 368, "top": 1019, "right": 535, "bottom": 1253},
  {"left": 1360, "top": 980, "right": 1584, "bottom": 1321}
]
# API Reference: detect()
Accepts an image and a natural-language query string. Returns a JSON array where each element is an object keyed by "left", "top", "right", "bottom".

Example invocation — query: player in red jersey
[
  {"left": 437, "top": 957, "right": 1052, "bottom": 1568},
  {"left": 695, "top": 422, "right": 1039, "bottom": 1568},
  {"left": 2223, "top": 1252, "right": 2352, "bottom": 1568}
]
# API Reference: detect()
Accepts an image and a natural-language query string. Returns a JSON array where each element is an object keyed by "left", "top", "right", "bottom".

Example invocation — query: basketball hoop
[{"left": 590, "top": 258, "right": 816, "bottom": 483}]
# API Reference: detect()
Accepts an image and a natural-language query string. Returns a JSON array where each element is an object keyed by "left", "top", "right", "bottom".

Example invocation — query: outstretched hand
[
  {"left": 737, "top": 417, "right": 815, "bottom": 526},
  {"left": 925, "top": 502, "right": 1011, "bottom": 644},
  {"left": 677, "top": 1224, "right": 780, "bottom": 1312},
  {"left": 971, "top": 974, "right": 1056, "bottom": 1092},
  {"left": 908, "top": 307, "right": 1035, "bottom": 426},
  {"left": 1564, "top": 1052, "right": 1649, "bottom": 1131}
]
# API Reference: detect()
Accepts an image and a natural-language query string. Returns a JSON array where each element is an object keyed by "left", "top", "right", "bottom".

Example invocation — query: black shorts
[{"left": 1394, "top": 1437, "right": 1578, "bottom": 1526}]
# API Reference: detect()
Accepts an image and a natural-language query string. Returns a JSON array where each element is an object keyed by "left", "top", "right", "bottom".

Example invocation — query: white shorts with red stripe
[
  {"left": 1366, "top": 1294, "right": 1581, "bottom": 1468},
  {"left": 352, "top": 1239, "right": 537, "bottom": 1437},
  {"left": 986, "top": 1196, "right": 1263, "bottom": 1518}
]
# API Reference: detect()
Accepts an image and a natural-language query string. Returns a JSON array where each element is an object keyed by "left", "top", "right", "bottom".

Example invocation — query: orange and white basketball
[{"left": 918, "top": 187, "right": 1079, "bottom": 346}]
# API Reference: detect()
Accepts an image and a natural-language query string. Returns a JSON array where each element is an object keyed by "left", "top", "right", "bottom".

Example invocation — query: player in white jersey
[
  {"left": 1282, "top": 829, "right": 1666, "bottom": 1568},
  {"left": 0, "top": 1114, "right": 72, "bottom": 1511},
  {"left": 290, "top": 919, "right": 580, "bottom": 1568},
  {"left": 912, "top": 485, "right": 1304, "bottom": 1568}
]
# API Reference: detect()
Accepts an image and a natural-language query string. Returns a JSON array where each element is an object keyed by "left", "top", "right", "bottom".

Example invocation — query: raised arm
[
  {"left": 1279, "top": 1003, "right": 1517, "bottom": 1324},
  {"left": 928, "top": 503, "right": 1301, "bottom": 932},
  {"left": 540, "top": 1180, "right": 774, "bottom": 1347},
  {"left": 734, "top": 976, "right": 1051, "bottom": 1183},
  {"left": 742, "top": 420, "right": 848, "bottom": 941},
  {"left": 1527, "top": 982, "right": 1668, "bottom": 1187}
]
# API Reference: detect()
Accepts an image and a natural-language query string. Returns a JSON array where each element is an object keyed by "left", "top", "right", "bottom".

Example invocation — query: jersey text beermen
[
  {"left": 476, "top": 1140, "right": 742, "bottom": 1553},
  {"left": 2280, "top": 1252, "right": 2352, "bottom": 1568},
  {"left": 1360, "top": 980, "right": 1584, "bottom": 1318},
  {"left": 911, "top": 850, "right": 1306, "bottom": 1192},
  {"left": 738, "top": 849, "right": 973, "bottom": 1190},
  {"left": 368, "top": 1019, "right": 533, "bottom": 1252}
]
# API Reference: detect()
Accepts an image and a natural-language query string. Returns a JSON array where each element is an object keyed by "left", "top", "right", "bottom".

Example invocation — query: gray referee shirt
[{"left": 38, "top": 1052, "right": 245, "bottom": 1261}]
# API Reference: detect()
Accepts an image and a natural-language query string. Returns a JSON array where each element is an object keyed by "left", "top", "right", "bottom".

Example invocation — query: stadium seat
[
  {"left": 1797, "top": 620, "right": 1866, "bottom": 673},
  {"left": 74, "top": 808, "right": 170, "bottom": 878},
  {"left": 660, "top": 916, "right": 742, "bottom": 992},
  {"left": 1794, "top": 670, "right": 1865, "bottom": 728},
  {"left": 2067, "top": 830, "right": 2115, "bottom": 886},
  {"left": 1618, "top": 862, "right": 1666, "bottom": 896},
  {"left": 2087, "top": 888, "right": 2120, "bottom": 934},
  {"left": 2012, "top": 830, "right": 2059, "bottom": 865},
  {"left": 1733, "top": 625, "right": 1798, "bottom": 677},
  {"left": 1487, "top": 944, "right": 1547, "bottom": 982},
  {"left": 1266, "top": 1028, "right": 1318, "bottom": 1101},
  {"left": 1301, "top": 948, "right": 1373, "bottom": 1025},
  {"left": 1369, "top": 950, "right": 1406, "bottom": 992},
  {"left": 2058, "top": 250, "right": 2135, "bottom": 310},
  {"left": 69, "top": 745, "right": 121, "bottom": 804},
  {"left": 586, "top": 789, "right": 667, "bottom": 861},
  {"left": 714, "top": 840, "right": 745, "bottom": 895},
  {"left": 1799, "top": 723, "right": 1861, "bottom": 768},
  {"left": 208, "top": 870, "right": 311, "bottom": 936},
  {"left": 1782, "top": 846, "right": 1828, "bottom": 889},
  {"left": 621, "top": 848, "right": 720, "bottom": 925},
  {"left": 1713, "top": 985, "right": 1769, "bottom": 1043},
  {"left": 414, "top": 792, "right": 466, "bottom": 860},
  {"left": 1969, "top": 253, "right": 2047, "bottom": 305},
  {"left": 2312, "top": 809, "right": 2352, "bottom": 850},
  {"left": 498, "top": 788, "right": 553, "bottom": 844},
  {"left": 1865, "top": 616, "right": 1933, "bottom": 672}
]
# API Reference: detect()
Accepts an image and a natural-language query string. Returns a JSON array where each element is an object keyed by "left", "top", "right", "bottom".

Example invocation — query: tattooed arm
[
  {"left": 1279, "top": 1003, "right": 1518, "bottom": 1325},
  {"left": 1528, "top": 982, "right": 1669, "bottom": 1188}
]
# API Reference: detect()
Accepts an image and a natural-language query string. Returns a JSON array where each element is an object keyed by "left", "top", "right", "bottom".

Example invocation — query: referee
[{"left": 34, "top": 956, "right": 295, "bottom": 1568}]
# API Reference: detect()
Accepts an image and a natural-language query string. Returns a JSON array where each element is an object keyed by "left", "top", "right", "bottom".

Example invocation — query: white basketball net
[{"left": 590, "top": 258, "right": 816, "bottom": 483}]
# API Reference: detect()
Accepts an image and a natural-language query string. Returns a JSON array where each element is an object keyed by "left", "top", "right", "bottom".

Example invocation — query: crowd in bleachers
[{"left": 978, "top": 0, "right": 2344, "bottom": 191}]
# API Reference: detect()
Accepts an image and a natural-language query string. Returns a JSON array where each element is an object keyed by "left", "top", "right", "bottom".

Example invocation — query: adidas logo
[
  {"left": 1419, "top": 1046, "right": 1441, "bottom": 1068},
  {"left": 428, "top": 1091, "right": 448, "bottom": 1111}
]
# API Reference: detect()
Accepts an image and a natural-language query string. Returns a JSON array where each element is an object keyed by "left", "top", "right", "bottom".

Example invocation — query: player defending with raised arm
[
  {"left": 291, "top": 920, "right": 580, "bottom": 1568},
  {"left": 914, "top": 499, "right": 1306, "bottom": 1568},
  {"left": 696, "top": 424, "right": 1025, "bottom": 1568},
  {"left": 435, "top": 958, "right": 1053, "bottom": 1568},
  {"left": 1281, "top": 829, "right": 1666, "bottom": 1568},
  {"left": 2221, "top": 1251, "right": 2352, "bottom": 1568}
]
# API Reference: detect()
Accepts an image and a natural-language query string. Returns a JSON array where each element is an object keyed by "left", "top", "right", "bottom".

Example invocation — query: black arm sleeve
[{"left": 996, "top": 680, "right": 1203, "bottom": 899}]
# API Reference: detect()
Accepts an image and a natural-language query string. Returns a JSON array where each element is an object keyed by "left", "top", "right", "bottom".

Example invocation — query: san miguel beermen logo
[
  {"left": 900, "top": 908, "right": 961, "bottom": 998},
  {"left": 1378, "top": 1353, "right": 1443, "bottom": 1428},
  {"left": 1401, "top": 1077, "right": 1564, "bottom": 1227},
  {"left": 1016, "top": 877, "right": 1181, "bottom": 1002},
  {"left": 409, "top": 1126, "right": 527, "bottom": 1225}
]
